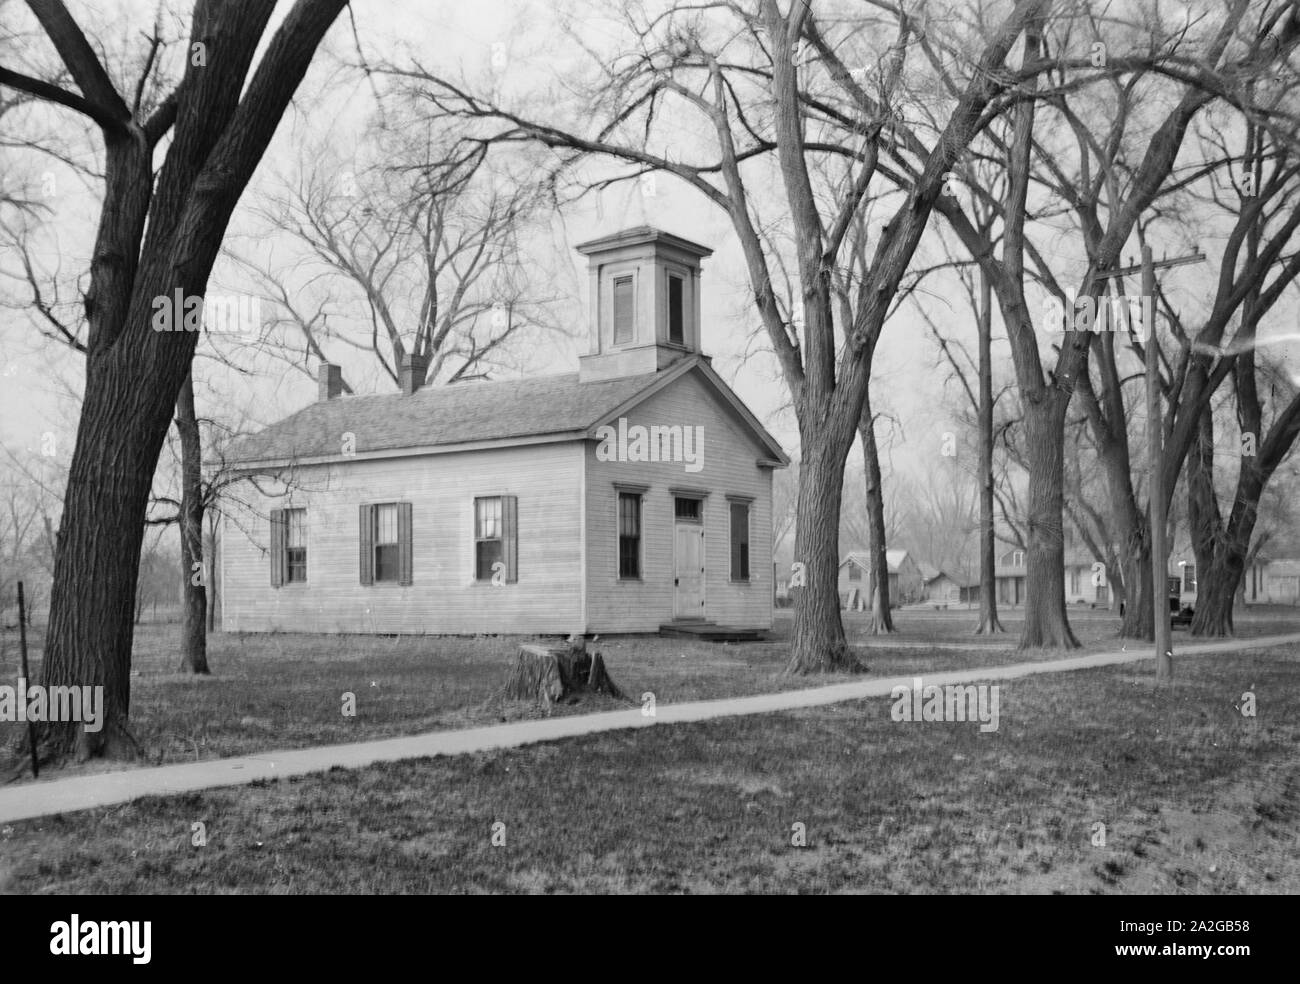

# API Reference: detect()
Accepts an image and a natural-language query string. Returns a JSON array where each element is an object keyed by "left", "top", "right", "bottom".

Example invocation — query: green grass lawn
[
  {"left": 3, "top": 609, "right": 1298, "bottom": 782},
  {"left": 2, "top": 644, "right": 1295, "bottom": 893}
]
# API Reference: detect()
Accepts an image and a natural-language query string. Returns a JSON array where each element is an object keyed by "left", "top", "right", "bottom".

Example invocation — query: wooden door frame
[{"left": 671, "top": 494, "right": 706, "bottom": 620}]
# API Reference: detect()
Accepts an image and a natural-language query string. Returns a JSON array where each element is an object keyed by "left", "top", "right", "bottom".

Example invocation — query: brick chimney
[
  {"left": 400, "top": 352, "right": 429, "bottom": 396},
  {"left": 318, "top": 363, "right": 343, "bottom": 401}
]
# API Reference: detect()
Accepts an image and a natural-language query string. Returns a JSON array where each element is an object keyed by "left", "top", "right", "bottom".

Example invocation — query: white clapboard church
[{"left": 220, "top": 227, "right": 788, "bottom": 636}]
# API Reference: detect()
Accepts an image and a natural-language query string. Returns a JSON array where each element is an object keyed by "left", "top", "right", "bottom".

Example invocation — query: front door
[{"left": 673, "top": 500, "right": 705, "bottom": 619}]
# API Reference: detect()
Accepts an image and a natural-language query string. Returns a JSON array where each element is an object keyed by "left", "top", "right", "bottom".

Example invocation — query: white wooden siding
[
  {"left": 583, "top": 371, "right": 775, "bottom": 631},
  {"left": 837, "top": 560, "right": 867, "bottom": 601},
  {"left": 222, "top": 443, "right": 584, "bottom": 634}
]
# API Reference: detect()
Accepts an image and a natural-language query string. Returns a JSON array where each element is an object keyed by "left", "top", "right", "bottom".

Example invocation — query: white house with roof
[
  {"left": 918, "top": 563, "right": 977, "bottom": 605},
  {"left": 837, "top": 549, "right": 923, "bottom": 607},
  {"left": 993, "top": 548, "right": 1027, "bottom": 606},
  {"left": 995, "top": 543, "right": 1114, "bottom": 608},
  {"left": 1244, "top": 558, "right": 1300, "bottom": 605},
  {"left": 218, "top": 227, "right": 788, "bottom": 636}
]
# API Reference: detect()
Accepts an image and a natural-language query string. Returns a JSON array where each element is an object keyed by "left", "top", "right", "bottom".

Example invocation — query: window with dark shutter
[
  {"left": 475, "top": 496, "right": 504, "bottom": 580},
  {"left": 285, "top": 508, "right": 307, "bottom": 582},
  {"left": 374, "top": 503, "right": 400, "bottom": 582},
  {"left": 502, "top": 495, "right": 518, "bottom": 583},
  {"left": 359, "top": 503, "right": 374, "bottom": 585},
  {"left": 270, "top": 509, "right": 287, "bottom": 587},
  {"left": 729, "top": 501, "right": 750, "bottom": 581},
  {"left": 618, "top": 492, "right": 641, "bottom": 579},
  {"left": 398, "top": 502, "right": 413, "bottom": 586},
  {"left": 613, "top": 275, "right": 634, "bottom": 345}
]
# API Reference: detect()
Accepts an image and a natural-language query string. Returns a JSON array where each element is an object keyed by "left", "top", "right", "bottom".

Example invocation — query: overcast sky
[{"left": 3, "top": 0, "right": 1299, "bottom": 491}]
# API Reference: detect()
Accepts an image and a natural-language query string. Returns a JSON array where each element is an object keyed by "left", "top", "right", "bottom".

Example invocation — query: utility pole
[{"left": 1142, "top": 245, "right": 1173, "bottom": 683}]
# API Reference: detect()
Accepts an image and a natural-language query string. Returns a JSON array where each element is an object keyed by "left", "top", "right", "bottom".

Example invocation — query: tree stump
[{"left": 501, "top": 635, "right": 626, "bottom": 709}]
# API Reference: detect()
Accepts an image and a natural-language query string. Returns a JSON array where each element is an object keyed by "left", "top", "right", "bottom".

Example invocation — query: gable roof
[
  {"left": 915, "top": 561, "right": 977, "bottom": 582},
  {"left": 917, "top": 563, "right": 976, "bottom": 586},
  {"left": 222, "top": 354, "right": 787, "bottom": 469},
  {"left": 841, "top": 549, "right": 910, "bottom": 574}
]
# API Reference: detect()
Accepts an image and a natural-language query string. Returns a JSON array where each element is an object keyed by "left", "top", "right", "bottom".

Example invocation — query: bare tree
[
  {"left": 1188, "top": 337, "right": 1300, "bottom": 634},
  {"left": 395, "top": 0, "right": 1057, "bottom": 671},
  {"left": 239, "top": 117, "right": 571, "bottom": 390},
  {"left": 900, "top": 456, "right": 979, "bottom": 578},
  {"left": 916, "top": 220, "right": 1010, "bottom": 632},
  {"left": 857, "top": 394, "right": 895, "bottom": 631},
  {"left": 933, "top": 0, "right": 1295, "bottom": 647},
  {"left": 0, "top": 0, "right": 350, "bottom": 759},
  {"left": 1071, "top": 91, "right": 1300, "bottom": 640},
  {"left": 0, "top": 458, "right": 58, "bottom": 625}
]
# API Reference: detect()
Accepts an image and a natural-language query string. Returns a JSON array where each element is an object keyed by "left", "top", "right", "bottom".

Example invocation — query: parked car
[{"left": 1118, "top": 592, "right": 1195, "bottom": 628}]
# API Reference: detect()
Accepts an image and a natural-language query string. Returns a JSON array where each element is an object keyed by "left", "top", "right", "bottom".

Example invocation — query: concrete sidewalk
[{"left": 2, "top": 632, "right": 1296, "bottom": 825}]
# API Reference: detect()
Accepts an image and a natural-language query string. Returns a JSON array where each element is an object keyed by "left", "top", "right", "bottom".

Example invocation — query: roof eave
[{"left": 220, "top": 429, "right": 588, "bottom": 473}]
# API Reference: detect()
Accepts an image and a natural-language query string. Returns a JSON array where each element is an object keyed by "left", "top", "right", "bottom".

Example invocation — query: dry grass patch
[{"left": 2, "top": 645, "right": 1296, "bottom": 894}]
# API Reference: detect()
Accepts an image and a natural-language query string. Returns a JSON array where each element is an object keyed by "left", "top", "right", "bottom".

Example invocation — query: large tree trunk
[
  {"left": 974, "top": 268, "right": 1003, "bottom": 634},
  {"left": 1191, "top": 443, "right": 1265, "bottom": 638},
  {"left": 1106, "top": 558, "right": 1125, "bottom": 612},
  {"left": 1194, "top": 392, "right": 1300, "bottom": 633},
  {"left": 1079, "top": 337, "right": 1151, "bottom": 639},
  {"left": 1019, "top": 402, "right": 1079, "bottom": 649},
  {"left": 1191, "top": 547, "right": 1244, "bottom": 636},
  {"left": 1187, "top": 408, "right": 1220, "bottom": 615},
  {"left": 33, "top": 0, "right": 351, "bottom": 760},
  {"left": 1119, "top": 543, "right": 1154, "bottom": 639},
  {"left": 858, "top": 390, "right": 894, "bottom": 635},
  {"left": 177, "top": 371, "right": 209, "bottom": 674},
  {"left": 41, "top": 367, "right": 168, "bottom": 759},
  {"left": 785, "top": 424, "right": 861, "bottom": 673},
  {"left": 1185, "top": 281, "right": 1300, "bottom": 636}
]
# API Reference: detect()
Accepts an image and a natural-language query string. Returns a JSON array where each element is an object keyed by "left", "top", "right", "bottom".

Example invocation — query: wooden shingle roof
[
  {"left": 223, "top": 354, "right": 788, "bottom": 468},
  {"left": 225, "top": 371, "right": 657, "bottom": 465},
  {"left": 840, "top": 550, "right": 911, "bottom": 573}
]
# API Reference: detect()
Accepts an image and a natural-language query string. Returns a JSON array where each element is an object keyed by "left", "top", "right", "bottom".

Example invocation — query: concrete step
[{"left": 659, "top": 621, "right": 768, "bottom": 642}]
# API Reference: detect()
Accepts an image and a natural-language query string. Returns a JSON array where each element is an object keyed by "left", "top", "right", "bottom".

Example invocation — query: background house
[
  {"left": 993, "top": 548, "right": 1027, "bottom": 606},
  {"left": 995, "top": 546, "right": 1119, "bottom": 609},
  {"left": 918, "top": 563, "right": 977, "bottom": 605},
  {"left": 1064, "top": 547, "right": 1112, "bottom": 607},
  {"left": 1244, "top": 558, "right": 1300, "bottom": 605},
  {"left": 838, "top": 549, "right": 923, "bottom": 608}
]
